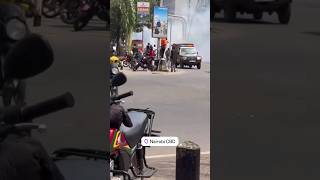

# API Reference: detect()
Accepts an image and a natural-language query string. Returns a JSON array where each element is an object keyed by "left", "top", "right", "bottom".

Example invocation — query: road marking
[{"left": 146, "top": 151, "right": 210, "bottom": 159}]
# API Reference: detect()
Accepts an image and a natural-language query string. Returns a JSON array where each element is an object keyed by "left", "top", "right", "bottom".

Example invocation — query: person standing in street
[
  {"left": 132, "top": 43, "right": 138, "bottom": 57},
  {"left": 170, "top": 46, "right": 177, "bottom": 72},
  {"left": 160, "top": 38, "right": 168, "bottom": 58},
  {"left": 165, "top": 47, "right": 171, "bottom": 70}
]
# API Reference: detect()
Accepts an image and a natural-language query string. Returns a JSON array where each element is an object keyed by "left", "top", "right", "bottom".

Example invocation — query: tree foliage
[
  {"left": 110, "top": 0, "right": 160, "bottom": 50},
  {"left": 110, "top": 0, "right": 136, "bottom": 47}
]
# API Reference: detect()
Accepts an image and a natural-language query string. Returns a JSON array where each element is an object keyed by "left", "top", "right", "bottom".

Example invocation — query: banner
[
  {"left": 152, "top": 6, "right": 168, "bottom": 38},
  {"left": 137, "top": 1, "right": 150, "bottom": 24}
]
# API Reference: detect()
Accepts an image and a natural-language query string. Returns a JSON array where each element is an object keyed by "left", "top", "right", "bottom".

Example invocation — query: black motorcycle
[
  {"left": 60, "top": 0, "right": 81, "bottom": 24},
  {"left": 110, "top": 72, "right": 160, "bottom": 179},
  {"left": 132, "top": 55, "right": 156, "bottom": 71},
  {"left": 0, "top": 31, "right": 110, "bottom": 180},
  {"left": 0, "top": 4, "right": 32, "bottom": 106},
  {"left": 73, "top": 0, "right": 108, "bottom": 31}
]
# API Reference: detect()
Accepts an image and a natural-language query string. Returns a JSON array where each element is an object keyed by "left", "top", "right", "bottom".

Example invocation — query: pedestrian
[
  {"left": 160, "top": 38, "right": 168, "bottom": 58},
  {"left": 132, "top": 43, "right": 138, "bottom": 57},
  {"left": 170, "top": 46, "right": 177, "bottom": 72},
  {"left": 145, "top": 43, "right": 151, "bottom": 54},
  {"left": 165, "top": 47, "right": 171, "bottom": 70}
]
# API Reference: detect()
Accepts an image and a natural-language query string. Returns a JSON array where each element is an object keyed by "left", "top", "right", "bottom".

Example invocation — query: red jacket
[
  {"left": 161, "top": 39, "right": 168, "bottom": 47},
  {"left": 149, "top": 49, "right": 155, "bottom": 58}
]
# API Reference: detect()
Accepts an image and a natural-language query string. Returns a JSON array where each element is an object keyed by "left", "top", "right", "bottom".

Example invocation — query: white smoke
[
  {"left": 132, "top": 0, "right": 210, "bottom": 62},
  {"left": 174, "top": 0, "right": 210, "bottom": 62}
]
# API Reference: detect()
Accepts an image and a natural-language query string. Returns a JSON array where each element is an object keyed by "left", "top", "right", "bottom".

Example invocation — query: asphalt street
[
  {"left": 26, "top": 18, "right": 108, "bottom": 152},
  {"left": 213, "top": 0, "right": 320, "bottom": 179},
  {"left": 120, "top": 63, "right": 210, "bottom": 156}
]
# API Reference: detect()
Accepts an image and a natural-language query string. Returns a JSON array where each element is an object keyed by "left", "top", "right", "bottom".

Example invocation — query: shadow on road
[
  {"left": 302, "top": 31, "right": 320, "bottom": 37},
  {"left": 213, "top": 17, "right": 278, "bottom": 25}
]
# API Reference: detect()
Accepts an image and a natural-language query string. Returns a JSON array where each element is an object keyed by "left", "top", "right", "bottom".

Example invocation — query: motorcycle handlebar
[
  {"left": 0, "top": 92, "right": 75, "bottom": 124},
  {"left": 111, "top": 91, "right": 133, "bottom": 101}
]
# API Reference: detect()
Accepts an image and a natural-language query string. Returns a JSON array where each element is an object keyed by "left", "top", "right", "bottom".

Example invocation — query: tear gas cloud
[
  {"left": 173, "top": 0, "right": 210, "bottom": 62},
  {"left": 133, "top": 0, "right": 210, "bottom": 62}
]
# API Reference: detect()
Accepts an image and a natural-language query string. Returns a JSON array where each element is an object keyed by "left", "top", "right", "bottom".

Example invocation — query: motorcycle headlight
[
  {"left": 197, "top": 56, "right": 202, "bottom": 60},
  {"left": 111, "top": 67, "right": 119, "bottom": 75},
  {"left": 5, "top": 18, "right": 27, "bottom": 41}
]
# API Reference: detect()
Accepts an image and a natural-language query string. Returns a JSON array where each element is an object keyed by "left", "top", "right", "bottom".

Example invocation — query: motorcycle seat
[{"left": 120, "top": 111, "right": 148, "bottom": 148}]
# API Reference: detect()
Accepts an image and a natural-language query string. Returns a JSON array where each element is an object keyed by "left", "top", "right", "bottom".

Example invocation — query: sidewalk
[{"left": 147, "top": 154, "right": 210, "bottom": 180}]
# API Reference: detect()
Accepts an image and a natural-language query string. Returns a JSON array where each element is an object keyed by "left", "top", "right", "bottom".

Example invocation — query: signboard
[
  {"left": 137, "top": 2, "right": 150, "bottom": 24},
  {"left": 152, "top": 6, "right": 168, "bottom": 38}
]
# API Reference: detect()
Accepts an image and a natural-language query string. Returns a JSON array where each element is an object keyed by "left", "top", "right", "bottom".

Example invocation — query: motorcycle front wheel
[{"left": 60, "top": 0, "right": 80, "bottom": 24}]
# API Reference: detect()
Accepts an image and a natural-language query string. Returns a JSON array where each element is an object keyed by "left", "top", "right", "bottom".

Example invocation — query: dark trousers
[{"left": 160, "top": 46, "right": 165, "bottom": 58}]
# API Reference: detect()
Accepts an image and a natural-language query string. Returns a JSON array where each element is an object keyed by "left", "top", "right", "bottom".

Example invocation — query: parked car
[
  {"left": 171, "top": 43, "right": 202, "bottom": 69},
  {"left": 212, "top": 0, "right": 293, "bottom": 24}
]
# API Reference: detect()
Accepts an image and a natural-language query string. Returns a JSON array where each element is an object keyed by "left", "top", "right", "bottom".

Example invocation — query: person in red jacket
[{"left": 160, "top": 38, "right": 168, "bottom": 58}]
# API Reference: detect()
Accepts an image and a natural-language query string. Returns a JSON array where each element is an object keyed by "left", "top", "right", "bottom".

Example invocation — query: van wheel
[
  {"left": 253, "top": 12, "right": 263, "bottom": 20},
  {"left": 224, "top": 4, "right": 236, "bottom": 22},
  {"left": 197, "top": 64, "right": 201, "bottom": 69},
  {"left": 277, "top": 4, "right": 291, "bottom": 24}
]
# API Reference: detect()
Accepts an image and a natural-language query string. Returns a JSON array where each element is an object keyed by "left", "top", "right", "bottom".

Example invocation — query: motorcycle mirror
[
  {"left": 111, "top": 72, "right": 127, "bottom": 87},
  {"left": 4, "top": 34, "right": 54, "bottom": 79}
]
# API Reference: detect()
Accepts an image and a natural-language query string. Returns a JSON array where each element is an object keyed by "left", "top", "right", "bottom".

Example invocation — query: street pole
[
  {"left": 157, "top": 0, "right": 163, "bottom": 71},
  {"left": 142, "top": 27, "right": 144, "bottom": 50},
  {"left": 169, "top": 19, "right": 172, "bottom": 47}
]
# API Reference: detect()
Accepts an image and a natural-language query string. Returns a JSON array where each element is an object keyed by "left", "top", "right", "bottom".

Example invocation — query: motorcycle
[
  {"left": 0, "top": 30, "right": 111, "bottom": 180},
  {"left": 42, "top": 0, "right": 64, "bottom": 18},
  {"left": 110, "top": 54, "right": 123, "bottom": 70},
  {"left": 59, "top": 0, "right": 80, "bottom": 24},
  {"left": 110, "top": 72, "right": 160, "bottom": 179},
  {"left": 132, "top": 55, "right": 156, "bottom": 72},
  {"left": 0, "top": 3, "right": 33, "bottom": 106},
  {"left": 120, "top": 51, "right": 133, "bottom": 69},
  {"left": 73, "top": 0, "right": 108, "bottom": 31}
]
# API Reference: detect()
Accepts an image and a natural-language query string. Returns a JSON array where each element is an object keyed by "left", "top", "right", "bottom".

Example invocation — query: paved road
[
  {"left": 119, "top": 64, "right": 210, "bottom": 156},
  {"left": 26, "top": 18, "right": 108, "bottom": 152},
  {"left": 213, "top": 1, "right": 320, "bottom": 180}
]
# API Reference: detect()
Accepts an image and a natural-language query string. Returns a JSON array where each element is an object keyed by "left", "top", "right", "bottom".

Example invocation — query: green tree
[
  {"left": 110, "top": 0, "right": 136, "bottom": 53},
  {"left": 110, "top": 0, "right": 160, "bottom": 52}
]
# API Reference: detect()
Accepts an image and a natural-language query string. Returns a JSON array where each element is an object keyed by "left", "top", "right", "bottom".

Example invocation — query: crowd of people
[{"left": 129, "top": 38, "right": 177, "bottom": 72}]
